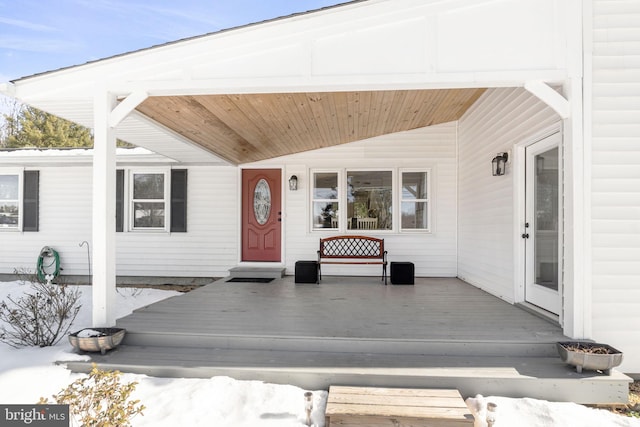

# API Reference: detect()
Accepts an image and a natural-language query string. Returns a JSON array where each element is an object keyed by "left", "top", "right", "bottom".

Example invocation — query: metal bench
[{"left": 317, "top": 235, "right": 388, "bottom": 285}]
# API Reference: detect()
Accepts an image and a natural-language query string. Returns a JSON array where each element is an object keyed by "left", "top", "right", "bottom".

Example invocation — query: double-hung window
[
  {"left": 0, "top": 173, "right": 20, "bottom": 229},
  {"left": 131, "top": 171, "right": 168, "bottom": 230},
  {"left": 312, "top": 172, "right": 339, "bottom": 229},
  {"left": 400, "top": 170, "right": 430, "bottom": 231},
  {"left": 311, "top": 168, "right": 431, "bottom": 232}
]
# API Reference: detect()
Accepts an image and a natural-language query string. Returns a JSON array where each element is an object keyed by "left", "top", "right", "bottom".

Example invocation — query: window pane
[
  {"left": 0, "top": 201, "right": 19, "bottom": 227},
  {"left": 134, "top": 202, "right": 165, "bottom": 228},
  {"left": 0, "top": 175, "right": 19, "bottom": 228},
  {"left": 347, "top": 171, "right": 392, "bottom": 230},
  {"left": 313, "top": 202, "right": 338, "bottom": 229},
  {"left": 0, "top": 175, "right": 19, "bottom": 200},
  {"left": 401, "top": 201, "right": 428, "bottom": 229},
  {"left": 133, "top": 174, "right": 164, "bottom": 199},
  {"left": 313, "top": 173, "right": 338, "bottom": 199},
  {"left": 402, "top": 172, "right": 428, "bottom": 200}
]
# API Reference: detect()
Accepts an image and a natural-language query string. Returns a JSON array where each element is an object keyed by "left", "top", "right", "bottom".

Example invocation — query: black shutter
[
  {"left": 116, "top": 169, "right": 124, "bottom": 232},
  {"left": 170, "top": 169, "right": 187, "bottom": 232},
  {"left": 23, "top": 171, "right": 39, "bottom": 232}
]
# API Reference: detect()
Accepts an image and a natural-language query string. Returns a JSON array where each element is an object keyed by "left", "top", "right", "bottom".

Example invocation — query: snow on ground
[{"left": 0, "top": 280, "right": 638, "bottom": 426}]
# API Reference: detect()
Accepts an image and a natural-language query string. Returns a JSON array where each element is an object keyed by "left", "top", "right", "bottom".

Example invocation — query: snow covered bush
[
  {"left": 0, "top": 273, "right": 81, "bottom": 347},
  {"left": 40, "top": 364, "right": 145, "bottom": 427}
]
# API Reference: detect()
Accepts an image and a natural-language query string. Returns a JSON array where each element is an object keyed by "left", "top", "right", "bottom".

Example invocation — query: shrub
[
  {"left": 0, "top": 272, "right": 81, "bottom": 348},
  {"left": 40, "top": 364, "right": 145, "bottom": 427}
]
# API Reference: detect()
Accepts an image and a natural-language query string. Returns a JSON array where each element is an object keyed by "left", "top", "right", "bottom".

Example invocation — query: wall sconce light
[
  {"left": 288, "top": 175, "right": 298, "bottom": 191},
  {"left": 492, "top": 152, "right": 508, "bottom": 176}
]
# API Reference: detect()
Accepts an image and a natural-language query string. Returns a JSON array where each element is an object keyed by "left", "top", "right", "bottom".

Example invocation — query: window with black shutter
[
  {"left": 116, "top": 169, "right": 124, "bottom": 232},
  {"left": 170, "top": 169, "right": 187, "bottom": 232},
  {"left": 23, "top": 171, "right": 39, "bottom": 232},
  {"left": 115, "top": 168, "right": 187, "bottom": 232}
]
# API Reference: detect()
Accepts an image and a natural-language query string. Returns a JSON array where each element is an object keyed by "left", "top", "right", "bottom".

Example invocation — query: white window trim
[
  {"left": 312, "top": 167, "right": 420, "bottom": 234},
  {"left": 346, "top": 168, "right": 394, "bottom": 233},
  {"left": 0, "top": 168, "right": 23, "bottom": 232},
  {"left": 399, "top": 168, "right": 432, "bottom": 233},
  {"left": 310, "top": 169, "right": 342, "bottom": 232},
  {"left": 128, "top": 168, "right": 170, "bottom": 232}
]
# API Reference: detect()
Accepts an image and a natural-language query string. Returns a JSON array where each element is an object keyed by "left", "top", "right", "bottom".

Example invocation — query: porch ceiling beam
[
  {"left": 108, "top": 70, "right": 567, "bottom": 98},
  {"left": 524, "top": 81, "right": 570, "bottom": 119},
  {"left": 109, "top": 90, "right": 149, "bottom": 127}
]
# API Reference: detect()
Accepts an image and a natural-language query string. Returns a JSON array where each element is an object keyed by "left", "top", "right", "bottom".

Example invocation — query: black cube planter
[
  {"left": 391, "top": 262, "right": 414, "bottom": 285},
  {"left": 295, "top": 261, "right": 318, "bottom": 284}
]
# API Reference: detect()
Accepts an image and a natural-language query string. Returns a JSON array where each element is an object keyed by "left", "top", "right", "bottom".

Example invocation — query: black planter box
[
  {"left": 295, "top": 260, "right": 318, "bottom": 284},
  {"left": 391, "top": 262, "right": 414, "bottom": 285}
]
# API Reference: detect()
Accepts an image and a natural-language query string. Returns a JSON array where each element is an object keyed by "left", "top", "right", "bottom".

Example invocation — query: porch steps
[
  {"left": 324, "top": 386, "right": 474, "bottom": 427},
  {"left": 63, "top": 344, "right": 631, "bottom": 405},
  {"left": 61, "top": 277, "right": 633, "bottom": 405},
  {"left": 118, "top": 330, "right": 560, "bottom": 358},
  {"left": 228, "top": 266, "right": 286, "bottom": 279}
]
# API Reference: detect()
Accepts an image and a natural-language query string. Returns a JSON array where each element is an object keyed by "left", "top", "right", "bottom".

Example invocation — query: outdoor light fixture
[
  {"left": 492, "top": 152, "right": 509, "bottom": 176},
  {"left": 288, "top": 175, "right": 298, "bottom": 191}
]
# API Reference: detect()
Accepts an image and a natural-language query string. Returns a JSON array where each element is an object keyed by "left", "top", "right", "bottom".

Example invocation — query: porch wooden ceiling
[{"left": 136, "top": 88, "right": 486, "bottom": 165}]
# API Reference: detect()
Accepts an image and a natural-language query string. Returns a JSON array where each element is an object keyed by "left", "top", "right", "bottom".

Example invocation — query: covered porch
[{"left": 65, "top": 275, "right": 631, "bottom": 404}]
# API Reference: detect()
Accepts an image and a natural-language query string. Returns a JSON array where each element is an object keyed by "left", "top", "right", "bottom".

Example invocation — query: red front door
[{"left": 242, "top": 169, "right": 282, "bottom": 262}]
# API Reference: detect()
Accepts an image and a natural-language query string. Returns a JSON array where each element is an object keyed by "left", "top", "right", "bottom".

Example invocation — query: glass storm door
[
  {"left": 242, "top": 169, "right": 282, "bottom": 262},
  {"left": 524, "top": 133, "right": 562, "bottom": 314}
]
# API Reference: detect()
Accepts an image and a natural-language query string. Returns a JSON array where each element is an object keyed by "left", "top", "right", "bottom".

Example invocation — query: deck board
[
  {"left": 325, "top": 386, "right": 473, "bottom": 426},
  {"left": 118, "top": 276, "right": 565, "bottom": 343},
  {"left": 66, "top": 276, "right": 633, "bottom": 404}
]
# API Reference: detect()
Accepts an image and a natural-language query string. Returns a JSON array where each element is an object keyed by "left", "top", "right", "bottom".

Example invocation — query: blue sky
[{"left": 0, "top": 0, "right": 346, "bottom": 82}]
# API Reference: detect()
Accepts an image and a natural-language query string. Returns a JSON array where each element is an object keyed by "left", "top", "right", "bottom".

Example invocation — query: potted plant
[{"left": 556, "top": 341, "right": 623, "bottom": 375}]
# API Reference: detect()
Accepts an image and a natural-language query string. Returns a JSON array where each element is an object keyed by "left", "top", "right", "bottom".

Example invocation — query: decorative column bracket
[
  {"left": 109, "top": 90, "right": 148, "bottom": 128},
  {"left": 524, "top": 80, "right": 570, "bottom": 119}
]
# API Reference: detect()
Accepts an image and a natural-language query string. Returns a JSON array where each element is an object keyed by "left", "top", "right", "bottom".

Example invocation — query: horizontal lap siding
[
  {"left": 457, "top": 88, "right": 559, "bottom": 302},
  {"left": 0, "top": 167, "right": 93, "bottom": 275},
  {"left": 591, "top": 0, "right": 640, "bottom": 373},
  {"left": 116, "top": 166, "right": 238, "bottom": 277},
  {"left": 0, "top": 166, "right": 238, "bottom": 279},
  {"left": 255, "top": 122, "right": 458, "bottom": 277}
]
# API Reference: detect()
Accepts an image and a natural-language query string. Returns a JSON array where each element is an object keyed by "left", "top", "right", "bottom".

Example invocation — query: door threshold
[{"left": 516, "top": 302, "right": 560, "bottom": 326}]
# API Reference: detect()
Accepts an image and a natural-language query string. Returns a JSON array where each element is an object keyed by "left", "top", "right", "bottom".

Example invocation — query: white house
[{"left": 1, "top": 0, "right": 638, "bottom": 375}]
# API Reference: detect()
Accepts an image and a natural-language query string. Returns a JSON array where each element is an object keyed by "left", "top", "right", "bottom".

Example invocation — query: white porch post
[{"left": 92, "top": 88, "right": 117, "bottom": 327}]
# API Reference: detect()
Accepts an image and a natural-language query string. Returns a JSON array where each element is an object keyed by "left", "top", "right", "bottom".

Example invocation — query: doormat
[{"left": 226, "top": 277, "right": 274, "bottom": 283}]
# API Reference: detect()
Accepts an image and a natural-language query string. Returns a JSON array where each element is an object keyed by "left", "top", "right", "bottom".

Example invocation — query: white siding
[
  {"left": 457, "top": 88, "right": 559, "bottom": 302},
  {"left": 1, "top": 125, "right": 456, "bottom": 280},
  {"left": 253, "top": 122, "right": 459, "bottom": 278},
  {"left": 590, "top": 0, "right": 640, "bottom": 373},
  {"left": 0, "top": 167, "right": 93, "bottom": 275},
  {"left": 0, "top": 165, "right": 238, "bottom": 279},
  {"left": 115, "top": 166, "right": 239, "bottom": 277}
]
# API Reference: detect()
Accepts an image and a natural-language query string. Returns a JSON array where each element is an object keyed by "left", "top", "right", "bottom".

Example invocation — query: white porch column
[{"left": 92, "top": 89, "right": 117, "bottom": 327}]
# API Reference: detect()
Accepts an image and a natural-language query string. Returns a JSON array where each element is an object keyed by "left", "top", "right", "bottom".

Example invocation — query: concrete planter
[
  {"left": 69, "top": 328, "right": 126, "bottom": 355},
  {"left": 557, "top": 341, "right": 623, "bottom": 375}
]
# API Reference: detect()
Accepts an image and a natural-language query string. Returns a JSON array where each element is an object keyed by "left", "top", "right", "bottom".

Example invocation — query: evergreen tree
[{"left": 3, "top": 105, "right": 93, "bottom": 148}]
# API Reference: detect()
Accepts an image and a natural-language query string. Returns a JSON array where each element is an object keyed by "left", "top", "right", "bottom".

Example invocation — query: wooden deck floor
[
  {"left": 64, "top": 276, "right": 632, "bottom": 404},
  {"left": 118, "top": 276, "right": 565, "bottom": 343}
]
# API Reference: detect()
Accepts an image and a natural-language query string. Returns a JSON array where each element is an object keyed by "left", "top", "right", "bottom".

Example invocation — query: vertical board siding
[
  {"left": 457, "top": 88, "right": 559, "bottom": 302},
  {"left": 255, "top": 122, "right": 459, "bottom": 278},
  {"left": 591, "top": 0, "right": 640, "bottom": 373}
]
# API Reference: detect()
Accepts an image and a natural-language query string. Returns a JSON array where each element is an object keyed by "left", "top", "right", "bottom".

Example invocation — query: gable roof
[{"left": 1, "top": 0, "right": 570, "bottom": 165}]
